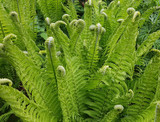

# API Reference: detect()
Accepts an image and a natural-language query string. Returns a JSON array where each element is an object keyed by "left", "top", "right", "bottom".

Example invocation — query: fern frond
[
  {"left": 139, "top": 6, "right": 160, "bottom": 27},
  {"left": 69, "top": 19, "right": 85, "bottom": 54},
  {"left": 0, "top": 84, "right": 57, "bottom": 122},
  {"left": 45, "top": 37, "right": 60, "bottom": 84},
  {"left": 62, "top": 0, "right": 77, "bottom": 20},
  {"left": 122, "top": 53, "right": 160, "bottom": 121},
  {"left": 87, "top": 23, "right": 105, "bottom": 72},
  {"left": 101, "top": 105, "right": 124, "bottom": 122},
  {"left": 50, "top": 21, "right": 70, "bottom": 53},
  {"left": 0, "top": 3, "right": 26, "bottom": 50},
  {"left": 8, "top": 12, "right": 43, "bottom": 67},
  {"left": 136, "top": 30, "right": 160, "bottom": 58},
  {"left": 2, "top": 0, "right": 37, "bottom": 39},
  {"left": 2, "top": 34, "right": 62, "bottom": 119},
  {"left": 57, "top": 57, "right": 87, "bottom": 121},
  {"left": 37, "top": 0, "right": 64, "bottom": 22},
  {"left": 0, "top": 111, "right": 13, "bottom": 122},
  {"left": 102, "top": 10, "right": 140, "bottom": 96}
]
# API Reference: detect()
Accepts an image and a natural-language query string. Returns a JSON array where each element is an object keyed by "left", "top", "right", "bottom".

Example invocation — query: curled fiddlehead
[{"left": 0, "top": 78, "right": 12, "bottom": 86}]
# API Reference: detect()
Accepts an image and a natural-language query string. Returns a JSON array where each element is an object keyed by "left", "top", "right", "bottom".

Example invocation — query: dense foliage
[{"left": 0, "top": 0, "right": 160, "bottom": 122}]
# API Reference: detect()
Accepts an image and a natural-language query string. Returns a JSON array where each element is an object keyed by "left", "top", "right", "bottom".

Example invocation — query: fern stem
[
  {"left": 16, "top": 0, "right": 21, "bottom": 23},
  {"left": 48, "top": 40, "right": 58, "bottom": 86},
  {"left": 0, "top": 21, "right": 5, "bottom": 38}
]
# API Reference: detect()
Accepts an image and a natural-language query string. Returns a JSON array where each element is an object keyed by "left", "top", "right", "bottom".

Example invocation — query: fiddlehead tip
[
  {"left": 114, "top": 105, "right": 124, "bottom": 113},
  {"left": 69, "top": 19, "right": 78, "bottom": 28},
  {"left": 56, "top": 51, "right": 62, "bottom": 57},
  {"left": 57, "top": 66, "right": 66, "bottom": 77},
  {"left": 23, "top": 51, "right": 28, "bottom": 55},
  {"left": 99, "top": 65, "right": 109, "bottom": 75},
  {"left": 117, "top": 1, "right": 120, "bottom": 6},
  {"left": 96, "top": 23, "right": 103, "bottom": 34},
  {"left": 45, "top": 37, "right": 54, "bottom": 48},
  {"left": 102, "top": 27, "right": 106, "bottom": 33},
  {"left": 151, "top": 49, "right": 160, "bottom": 56},
  {"left": 0, "top": 78, "right": 13, "bottom": 86},
  {"left": 117, "top": 19, "right": 124, "bottom": 23},
  {"left": 88, "top": 0, "right": 92, "bottom": 6},
  {"left": 100, "top": 9, "right": 108, "bottom": 19},
  {"left": 132, "top": 11, "right": 141, "bottom": 22},
  {"left": 50, "top": 21, "right": 66, "bottom": 30},
  {"left": 89, "top": 25, "right": 96, "bottom": 31},
  {"left": 155, "top": 6, "right": 160, "bottom": 10},
  {"left": 126, "top": 89, "right": 134, "bottom": 98},
  {"left": 127, "top": 8, "right": 135, "bottom": 15},
  {"left": 45, "top": 17, "right": 51, "bottom": 26},
  {"left": 90, "top": 23, "right": 105, "bottom": 34},
  {"left": 10, "top": 11, "right": 19, "bottom": 22},
  {"left": 0, "top": 43, "right": 4, "bottom": 49},
  {"left": 62, "top": 14, "right": 70, "bottom": 22},
  {"left": 77, "top": 19, "right": 86, "bottom": 29},
  {"left": 3, "top": 34, "right": 17, "bottom": 44}
]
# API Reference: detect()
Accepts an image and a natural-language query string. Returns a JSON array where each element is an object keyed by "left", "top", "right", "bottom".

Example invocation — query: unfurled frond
[
  {"left": 1, "top": 0, "right": 37, "bottom": 39},
  {"left": 121, "top": 52, "right": 160, "bottom": 121},
  {"left": 0, "top": 3, "right": 25, "bottom": 50},
  {"left": 103, "top": 10, "right": 140, "bottom": 96},
  {"left": 37, "top": 0, "right": 64, "bottom": 22},
  {"left": 62, "top": 0, "right": 77, "bottom": 20},
  {"left": 9, "top": 13, "right": 43, "bottom": 67},
  {"left": 139, "top": 6, "right": 160, "bottom": 27},
  {"left": 0, "top": 84, "right": 57, "bottom": 122},
  {"left": 136, "top": 30, "right": 160, "bottom": 58},
  {"left": 2, "top": 34, "right": 62, "bottom": 119}
]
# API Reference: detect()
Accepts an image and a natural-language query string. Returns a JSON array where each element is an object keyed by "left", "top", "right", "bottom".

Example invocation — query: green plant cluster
[{"left": 0, "top": 0, "right": 160, "bottom": 122}]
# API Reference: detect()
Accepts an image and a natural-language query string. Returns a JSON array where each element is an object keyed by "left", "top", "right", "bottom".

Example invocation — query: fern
[{"left": 0, "top": 0, "right": 160, "bottom": 121}]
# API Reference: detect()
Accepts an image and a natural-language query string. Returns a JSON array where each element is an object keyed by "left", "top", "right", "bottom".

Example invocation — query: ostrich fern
[{"left": 0, "top": 0, "right": 160, "bottom": 122}]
